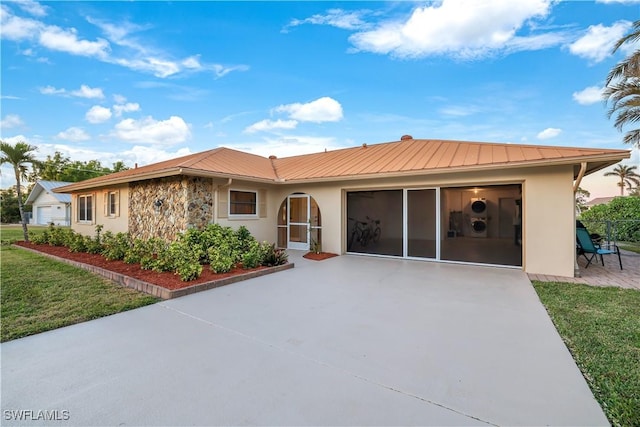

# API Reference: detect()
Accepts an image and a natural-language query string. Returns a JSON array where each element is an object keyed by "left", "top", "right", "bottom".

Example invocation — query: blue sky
[{"left": 1, "top": 0, "right": 639, "bottom": 197}]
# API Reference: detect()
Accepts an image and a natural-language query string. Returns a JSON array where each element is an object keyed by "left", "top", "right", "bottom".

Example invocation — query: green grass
[
  {"left": 533, "top": 281, "right": 640, "bottom": 427},
  {"left": 618, "top": 241, "right": 640, "bottom": 254},
  {"left": 1, "top": 245, "right": 159, "bottom": 342},
  {"left": 0, "top": 224, "right": 49, "bottom": 244}
]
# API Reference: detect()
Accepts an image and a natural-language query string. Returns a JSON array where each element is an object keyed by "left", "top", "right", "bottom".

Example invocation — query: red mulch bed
[
  {"left": 14, "top": 242, "right": 268, "bottom": 291},
  {"left": 303, "top": 252, "right": 339, "bottom": 261}
]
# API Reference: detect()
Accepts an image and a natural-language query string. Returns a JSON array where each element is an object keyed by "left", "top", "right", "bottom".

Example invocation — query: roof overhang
[
  {"left": 53, "top": 167, "right": 277, "bottom": 193},
  {"left": 52, "top": 146, "right": 630, "bottom": 192}
]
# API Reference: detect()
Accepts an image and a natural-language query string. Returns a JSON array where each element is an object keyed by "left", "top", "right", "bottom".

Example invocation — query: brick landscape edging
[{"left": 13, "top": 244, "right": 294, "bottom": 299}]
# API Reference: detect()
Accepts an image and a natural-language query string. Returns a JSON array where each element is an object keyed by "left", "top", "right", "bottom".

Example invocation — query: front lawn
[
  {"left": 1, "top": 245, "right": 158, "bottom": 342},
  {"left": 618, "top": 241, "right": 640, "bottom": 254},
  {"left": 533, "top": 281, "right": 640, "bottom": 427},
  {"left": 0, "top": 224, "right": 49, "bottom": 244}
]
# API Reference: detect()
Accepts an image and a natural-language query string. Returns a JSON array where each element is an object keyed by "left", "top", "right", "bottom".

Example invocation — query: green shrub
[
  {"left": 235, "top": 225, "right": 256, "bottom": 254},
  {"left": 102, "top": 232, "right": 130, "bottom": 261},
  {"left": 68, "top": 232, "right": 87, "bottom": 253},
  {"left": 124, "top": 238, "right": 164, "bottom": 268},
  {"left": 84, "top": 238, "right": 102, "bottom": 254},
  {"left": 200, "top": 224, "right": 238, "bottom": 263},
  {"left": 150, "top": 241, "right": 177, "bottom": 273},
  {"left": 176, "top": 260, "right": 203, "bottom": 282},
  {"left": 580, "top": 196, "right": 640, "bottom": 242},
  {"left": 241, "top": 240, "right": 263, "bottom": 269},
  {"left": 178, "top": 228, "right": 208, "bottom": 263},
  {"left": 48, "top": 225, "right": 69, "bottom": 246},
  {"left": 260, "top": 242, "right": 288, "bottom": 267},
  {"left": 29, "top": 230, "right": 48, "bottom": 244},
  {"left": 208, "top": 242, "right": 238, "bottom": 273}
]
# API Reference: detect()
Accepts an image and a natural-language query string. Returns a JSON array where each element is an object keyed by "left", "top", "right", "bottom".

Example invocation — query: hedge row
[{"left": 29, "top": 224, "right": 288, "bottom": 281}]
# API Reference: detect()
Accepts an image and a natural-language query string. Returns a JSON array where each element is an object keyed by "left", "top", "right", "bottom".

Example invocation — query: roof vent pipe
[{"left": 400, "top": 135, "right": 413, "bottom": 140}]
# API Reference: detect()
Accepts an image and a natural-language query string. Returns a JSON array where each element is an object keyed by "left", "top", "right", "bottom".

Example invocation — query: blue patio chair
[{"left": 576, "top": 227, "right": 623, "bottom": 270}]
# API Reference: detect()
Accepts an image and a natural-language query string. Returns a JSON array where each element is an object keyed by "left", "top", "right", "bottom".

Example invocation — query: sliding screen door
[{"left": 407, "top": 189, "right": 437, "bottom": 258}]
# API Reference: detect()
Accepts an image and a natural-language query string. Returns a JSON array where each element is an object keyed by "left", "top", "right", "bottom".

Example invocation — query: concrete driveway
[{"left": 1, "top": 253, "right": 607, "bottom": 426}]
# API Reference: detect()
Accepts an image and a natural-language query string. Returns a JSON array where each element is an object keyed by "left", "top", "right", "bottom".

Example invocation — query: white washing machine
[
  {"left": 470, "top": 217, "right": 488, "bottom": 237},
  {"left": 470, "top": 198, "right": 487, "bottom": 217},
  {"left": 469, "top": 198, "right": 488, "bottom": 237}
]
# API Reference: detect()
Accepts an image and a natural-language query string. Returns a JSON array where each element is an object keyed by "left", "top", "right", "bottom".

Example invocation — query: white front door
[{"left": 288, "top": 195, "right": 310, "bottom": 250}]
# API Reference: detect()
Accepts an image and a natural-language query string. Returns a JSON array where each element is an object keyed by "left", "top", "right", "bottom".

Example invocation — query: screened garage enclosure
[{"left": 346, "top": 184, "right": 522, "bottom": 267}]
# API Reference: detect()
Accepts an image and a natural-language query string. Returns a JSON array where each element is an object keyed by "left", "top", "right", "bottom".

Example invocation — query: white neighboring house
[{"left": 26, "top": 181, "right": 72, "bottom": 226}]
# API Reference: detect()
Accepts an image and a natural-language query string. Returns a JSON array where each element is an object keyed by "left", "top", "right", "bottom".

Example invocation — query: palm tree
[
  {"left": 604, "top": 164, "right": 640, "bottom": 196},
  {"left": 0, "top": 141, "right": 39, "bottom": 241},
  {"left": 604, "top": 20, "right": 640, "bottom": 147}
]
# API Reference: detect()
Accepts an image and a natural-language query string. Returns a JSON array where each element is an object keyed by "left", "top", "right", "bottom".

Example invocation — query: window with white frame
[
  {"left": 106, "top": 191, "right": 119, "bottom": 217},
  {"left": 229, "top": 190, "right": 257, "bottom": 216},
  {"left": 78, "top": 194, "right": 93, "bottom": 222}
]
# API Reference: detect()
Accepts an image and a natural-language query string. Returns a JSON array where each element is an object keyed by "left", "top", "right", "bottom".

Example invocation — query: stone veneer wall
[{"left": 129, "top": 176, "right": 214, "bottom": 241}]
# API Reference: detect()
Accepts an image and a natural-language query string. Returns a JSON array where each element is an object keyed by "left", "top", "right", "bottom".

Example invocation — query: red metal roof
[{"left": 54, "top": 138, "right": 631, "bottom": 192}]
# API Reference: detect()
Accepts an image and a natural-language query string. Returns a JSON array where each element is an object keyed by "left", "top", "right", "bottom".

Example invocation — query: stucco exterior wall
[
  {"left": 68, "top": 163, "right": 577, "bottom": 277},
  {"left": 72, "top": 185, "right": 129, "bottom": 236},
  {"left": 275, "top": 164, "right": 576, "bottom": 277},
  {"left": 215, "top": 180, "right": 276, "bottom": 242}
]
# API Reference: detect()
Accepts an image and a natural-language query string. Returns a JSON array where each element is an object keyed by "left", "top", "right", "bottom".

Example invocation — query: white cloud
[
  {"left": 38, "top": 25, "right": 109, "bottom": 58},
  {"left": 348, "top": 0, "right": 557, "bottom": 59},
  {"left": 0, "top": 5, "right": 42, "bottom": 40},
  {"left": 85, "top": 105, "right": 112, "bottom": 124},
  {"left": 275, "top": 97, "right": 344, "bottom": 123},
  {"left": 40, "top": 84, "right": 104, "bottom": 99},
  {"left": 0, "top": 114, "right": 24, "bottom": 129},
  {"left": 88, "top": 16, "right": 249, "bottom": 79},
  {"left": 13, "top": 0, "right": 48, "bottom": 17},
  {"left": 112, "top": 116, "right": 191, "bottom": 145},
  {"left": 71, "top": 84, "right": 104, "bottom": 99},
  {"left": 227, "top": 135, "right": 346, "bottom": 159},
  {"left": 568, "top": 21, "right": 631, "bottom": 63},
  {"left": 113, "top": 94, "right": 127, "bottom": 104},
  {"left": 537, "top": 127, "right": 562, "bottom": 140},
  {"left": 39, "top": 85, "right": 65, "bottom": 95},
  {"left": 284, "top": 8, "right": 371, "bottom": 32},
  {"left": 119, "top": 145, "right": 193, "bottom": 167},
  {"left": 244, "top": 119, "right": 298, "bottom": 134},
  {"left": 573, "top": 86, "right": 604, "bottom": 105},
  {"left": 1, "top": 7, "right": 246, "bottom": 79},
  {"left": 56, "top": 126, "right": 90, "bottom": 142},
  {"left": 113, "top": 102, "right": 140, "bottom": 117}
]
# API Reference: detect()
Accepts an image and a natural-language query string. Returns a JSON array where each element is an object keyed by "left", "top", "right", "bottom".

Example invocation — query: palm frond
[{"left": 612, "top": 20, "right": 640, "bottom": 53}]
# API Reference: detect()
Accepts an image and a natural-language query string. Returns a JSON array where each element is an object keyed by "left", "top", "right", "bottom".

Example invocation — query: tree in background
[
  {"left": 603, "top": 20, "right": 640, "bottom": 147},
  {"left": 580, "top": 196, "right": 640, "bottom": 242},
  {"left": 0, "top": 188, "right": 24, "bottom": 223},
  {"left": 575, "top": 186, "right": 591, "bottom": 213},
  {"left": 31, "top": 151, "right": 129, "bottom": 182},
  {"left": 604, "top": 164, "right": 640, "bottom": 196},
  {"left": 0, "top": 141, "right": 40, "bottom": 241}
]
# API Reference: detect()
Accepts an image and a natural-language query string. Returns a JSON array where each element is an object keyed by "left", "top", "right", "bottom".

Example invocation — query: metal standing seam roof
[
  {"left": 26, "top": 181, "right": 73, "bottom": 204},
  {"left": 53, "top": 138, "right": 631, "bottom": 193}
]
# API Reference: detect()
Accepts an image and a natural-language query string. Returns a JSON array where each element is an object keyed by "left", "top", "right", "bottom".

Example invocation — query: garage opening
[
  {"left": 346, "top": 184, "right": 522, "bottom": 267},
  {"left": 441, "top": 185, "right": 522, "bottom": 266}
]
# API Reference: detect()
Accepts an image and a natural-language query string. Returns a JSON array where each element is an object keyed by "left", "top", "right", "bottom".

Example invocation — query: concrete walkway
[
  {"left": 1, "top": 253, "right": 607, "bottom": 426},
  {"left": 529, "top": 249, "right": 640, "bottom": 289}
]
